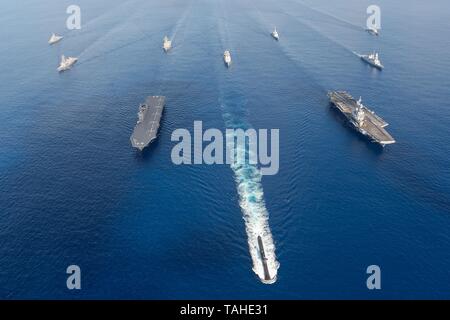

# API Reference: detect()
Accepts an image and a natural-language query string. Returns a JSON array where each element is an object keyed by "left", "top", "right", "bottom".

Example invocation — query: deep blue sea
[{"left": 1, "top": 0, "right": 450, "bottom": 299}]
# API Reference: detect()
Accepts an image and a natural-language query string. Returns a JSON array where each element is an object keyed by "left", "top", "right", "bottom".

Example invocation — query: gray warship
[
  {"left": 328, "top": 91, "right": 395, "bottom": 146},
  {"left": 359, "top": 52, "right": 384, "bottom": 70},
  {"left": 257, "top": 236, "right": 272, "bottom": 283},
  {"left": 130, "top": 96, "right": 165, "bottom": 151}
]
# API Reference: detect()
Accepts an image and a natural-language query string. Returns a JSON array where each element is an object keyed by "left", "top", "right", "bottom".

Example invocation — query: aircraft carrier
[
  {"left": 130, "top": 96, "right": 165, "bottom": 151},
  {"left": 328, "top": 91, "right": 395, "bottom": 146}
]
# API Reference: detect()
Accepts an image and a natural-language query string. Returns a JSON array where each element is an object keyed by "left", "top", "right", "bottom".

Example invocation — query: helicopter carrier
[
  {"left": 328, "top": 91, "right": 395, "bottom": 146},
  {"left": 130, "top": 96, "right": 165, "bottom": 151}
]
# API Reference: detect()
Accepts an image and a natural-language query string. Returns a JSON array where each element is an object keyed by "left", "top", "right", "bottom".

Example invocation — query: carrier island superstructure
[
  {"left": 328, "top": 91, "right": 395, "bottom": 146},
  {"left": 130, "top": 96, "right": 165, "bottom": 151}
]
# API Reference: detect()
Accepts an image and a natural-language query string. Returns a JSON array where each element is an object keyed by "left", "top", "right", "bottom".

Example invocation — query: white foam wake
[{"left": 224, "top": 114, "right": 280, "bottom": 284}]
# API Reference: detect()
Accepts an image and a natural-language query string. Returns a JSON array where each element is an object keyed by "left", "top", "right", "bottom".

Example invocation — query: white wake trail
[
  {"left": 216, "top": 0, "right": 279, "bottom": 284},
  {"left": 222, "top": 111, "right": 280, "bottom": 284}
]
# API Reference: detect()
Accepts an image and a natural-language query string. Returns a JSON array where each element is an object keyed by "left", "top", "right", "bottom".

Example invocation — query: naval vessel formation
[
  {"left": 46, "top": 12, "right": 394, "bottom": 285},
  {"left": 130, "top": 96, "right": 165, "bottom": 151},
  {"left": 49, "top": 22, "right": 392, "bottom": 148}
]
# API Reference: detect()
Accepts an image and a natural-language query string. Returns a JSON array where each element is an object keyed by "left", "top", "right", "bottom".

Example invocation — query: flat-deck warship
[
  {"left": 328, "top": 91, "right": 395, "bottom": 146},
  {"left": 130, "top": 96, "right": 165, "bottom": 151}
]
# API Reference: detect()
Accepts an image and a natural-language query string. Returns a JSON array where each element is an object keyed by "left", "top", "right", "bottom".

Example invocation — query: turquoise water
[{"left": 0, "top": 0, "right": 449, "bottom": 299}]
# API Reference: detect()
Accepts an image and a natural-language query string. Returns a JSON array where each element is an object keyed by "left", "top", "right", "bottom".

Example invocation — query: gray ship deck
[
  {"left": 328, "top": 91, "right": 395, "bottom": 145},
  {"left": 130, "top": 96, "right": 165, "bottom": 150}
]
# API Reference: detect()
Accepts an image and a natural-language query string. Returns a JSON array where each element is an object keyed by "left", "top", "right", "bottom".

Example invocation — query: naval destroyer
[
  {"left": 223, "top": 50, "right": 232, "bottom": 67},
  {"left": 57, "top": 55, "right": 78, "bottom": 72},
  {"left": 366, "top": 28, "right": 379, "bottom": 36},
  {"left": 48, "top": 33, "right": 63, "bottom": 45},
  {"left": 328, "top": 91, "right": 395, "bottom": 146},
  {"left": 130, "top": 96, "right": 165, "bottom": 151},
  {"left": 271, "top": 27, "right": 279, "bottom": 41},
  {"left": 359, "top": 52, "right": 384, "bottom": 69},
  {"left": 163, "top": 36, "right": 172, "bottom": 52}
]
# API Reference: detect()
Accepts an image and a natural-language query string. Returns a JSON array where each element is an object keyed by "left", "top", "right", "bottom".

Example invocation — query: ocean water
[{"left": 1, "top": 0, "right": 449, "bottom": 299}]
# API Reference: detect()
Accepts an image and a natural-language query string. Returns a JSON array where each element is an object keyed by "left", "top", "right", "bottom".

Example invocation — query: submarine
[{"left": 257, "top": 235, "right": 272, "bottom": 283}]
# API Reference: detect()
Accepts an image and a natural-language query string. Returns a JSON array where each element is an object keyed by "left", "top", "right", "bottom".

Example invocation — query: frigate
[
  {"left": 130, "top": 96, "right": 165, "bottom": 151},
  {"left": 57, "top": 55, "right": 78, "bottom": 72},
  {"left": 224, "top": 50, "right": 232, "bottom": 67},
  {"left": 163, "top": 36, "right": 172, "bottom": 52},
  {"left": 359, "top": 52, "right": 384, "bottom": 69},
  {"left": 366, "top": 28, "right": 379, "bottom": 36},
  {"left": 48, "top": 33, "right": 63, "bottom": 45},
  {"left": 271, "top": 27, "right": 279, "bottom": 40},
  {"left": 328, "top": 91, "right": 395, "bottom": 146}
]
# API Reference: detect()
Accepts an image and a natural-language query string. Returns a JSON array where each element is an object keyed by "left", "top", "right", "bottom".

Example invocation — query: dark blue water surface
[{"left": 1, "top": 0, "right": 449, "bottom": 299}]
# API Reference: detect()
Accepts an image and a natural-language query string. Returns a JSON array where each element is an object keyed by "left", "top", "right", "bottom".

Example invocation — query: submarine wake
[
  {"left": 221, "top": 99, "right": 279, "bottom": 284},
  {"left": 215, "top": 0, "right": 278, "bottom": 284}
]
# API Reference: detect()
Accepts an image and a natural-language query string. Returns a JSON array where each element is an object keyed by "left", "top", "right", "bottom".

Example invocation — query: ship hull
[
  {"left": 361, "top": 57, "right": 384, "bottom": 70},
  {"left": 328, "top": 91, "right": 395, "bottom": 146},
  {"left": 224, "top": 51, "right": 232, "bottom": 67},
  {"left": 366, "top": 29, "right": 379, "bottom": 36},
  {"left": 257, "top": 236, "right": 276, "bottom": 284},
  {"left": 130, "top": 96, "right": 165, "bottom": 151},
  {"left": 49, "top": 39, "right": 62, "bottom": 45},
  {"left": 57, "top": 60, "right": 77, "bottom": 72}
]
